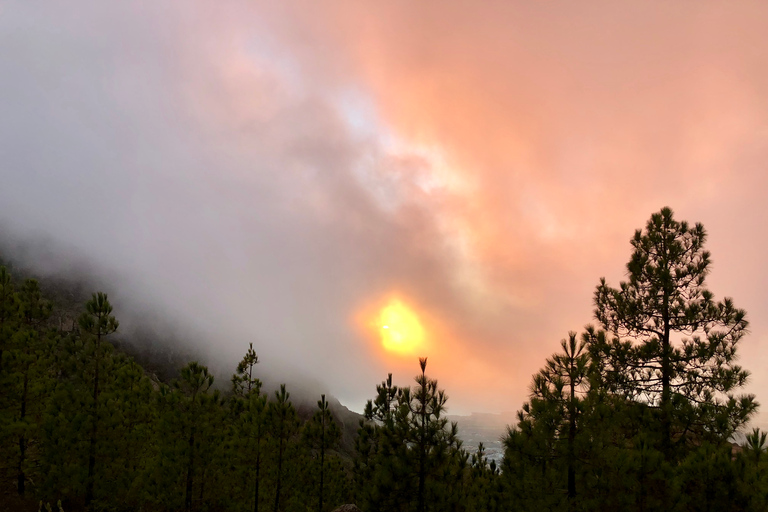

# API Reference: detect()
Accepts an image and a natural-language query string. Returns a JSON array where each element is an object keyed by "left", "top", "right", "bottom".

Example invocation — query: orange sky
[
  {"left": 258, "top": 1, "right": 768, "bottom": 417},
  {"left": 2, "top": 1, "right": 768, "bottom": 421}
]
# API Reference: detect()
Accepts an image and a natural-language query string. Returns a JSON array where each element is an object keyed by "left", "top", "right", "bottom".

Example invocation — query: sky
[{"left": 1, "top": 1, "right": 768, "bottom": 420}]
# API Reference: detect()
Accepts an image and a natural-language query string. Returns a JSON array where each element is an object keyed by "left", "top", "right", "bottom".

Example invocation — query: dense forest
[{"left": 1, "top": 207, "right": 766, "bottom": 512}]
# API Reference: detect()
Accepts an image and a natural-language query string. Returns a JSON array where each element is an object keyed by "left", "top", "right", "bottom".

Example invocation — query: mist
[{"left": 2, "top": 1, "right": 768, "bottom": 420}]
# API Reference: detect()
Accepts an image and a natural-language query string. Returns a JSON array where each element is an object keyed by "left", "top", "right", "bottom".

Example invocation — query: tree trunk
[
  {"left": 567, "top": 367, "right": 576, "bottom": 503},
  {"left": 418, "top": 370, "right": 427, "bottom": 512},
  {"left": 274, "top": 425, "right": 284, "bottom": 512},
  {"left": 0, "top": 308, "right": 5, "bottom": 375},
  {"left": 253, "top": 439, "right": 261, "bottom": 512},
  {"left": 86, "top": 329, "right": 102, "bottom": 507},
  {"left": 185, "top": 428, "right": 196, "bottom": 512},
  {"left": 319, "top": 415, "right": 325, "bottom": 512},
  {"left": 17, "top": 367, "right": 29, "bottom": 495},
  {"left": 661, "top": 296, "right": 671, "bottom": 461}
]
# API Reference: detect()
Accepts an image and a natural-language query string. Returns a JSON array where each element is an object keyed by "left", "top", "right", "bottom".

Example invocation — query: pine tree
[
  {"left": 405, "top": 357, "right": 452, "bottom": 512},
  {"left": 231, "top": 343, "right": 268, "bottom": 512},
  {"left": 172, "top": 362, "right": 219, "bottom": 512},
  {"left": 354, "top": 373, "right": 405, "bottom": 512},
  {"left": 466, "top": 442, "right": 499, "bottom": 512},
  {"left": 232, "top": 342, "right": 261, "bottom": 397},
  {"left": 745, "top": 428, "right": 767, "bottom": 467},
  {"left": 78, "top": 292, "right": 118, "bottom": 507},
  {"left": 10, "top": 279, "right": 52, "bottom": 495},
  {"left": 676, "top": 442, "right": 744, "bottom": 512},
  {"left": 502, "top": 332, "right": 591, "bottom": 511},
  {"left": 96, "top": 355, "right": 156, "bottom": 507},
  {"left": 538, "top": 332, "right": 590, "bottom": 503},
  {"left": 269, "top": 384, "right": 299, "bottom": 512},
  {"left": 0, "top": 266, "right": 16, "bottom": 375},
  {"left": 740, "top": 428, "right": 768, "bottom": 511},
  {"left": 594, "top": 207, "right": 756, "bottom": 460},
  {"left": 355, "top": 359, "right": 463, "bottom": 512},
  {"left": 303, "top": 394, "right": 341, "bottom": 512}
]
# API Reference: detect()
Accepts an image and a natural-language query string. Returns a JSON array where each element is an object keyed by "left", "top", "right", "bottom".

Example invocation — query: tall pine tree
[
  {"left": 78, "top": 292, "right": 118, "bottom": 507},
  {"left": 231, "top": 343, "right": 268, "bottom": 512},
  {"left": 303, "top": 394, "right": 341, "bottom": 512},
  {"left": 594, "top": 207, "right": 755, "bottom": 460}
]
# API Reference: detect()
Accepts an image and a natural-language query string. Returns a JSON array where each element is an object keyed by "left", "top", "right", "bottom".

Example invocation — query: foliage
[
  {"left": 303, "top": 394, "right": 342, "bottom": 512},
  {"left": 500, "top": 208, "right": 760, "bottom": 512},
  {"left": 0, "top": 207, "right": 763, "bottom": 512},
  {"left": 354, "top": 358, "right": 471, "bottom": 512},
  {"left": 594, "top": 207, "right": 756, "bottom": 459}
]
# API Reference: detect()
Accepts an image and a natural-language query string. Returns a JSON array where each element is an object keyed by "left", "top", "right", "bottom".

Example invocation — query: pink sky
[{"left": 1, "top": 1, "right": 768, "bottom": 421}]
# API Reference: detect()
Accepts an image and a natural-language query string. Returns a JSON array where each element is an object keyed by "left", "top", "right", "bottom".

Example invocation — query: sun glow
[{"left": 378, "top": 299, "right": 425, "bottom": 355}]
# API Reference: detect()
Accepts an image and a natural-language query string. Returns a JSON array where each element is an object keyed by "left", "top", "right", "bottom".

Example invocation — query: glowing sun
[{"left": 378, "top": 299, "right": 425, "bottom": 355}]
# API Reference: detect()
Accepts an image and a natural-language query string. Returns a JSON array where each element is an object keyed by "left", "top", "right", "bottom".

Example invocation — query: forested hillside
[
  {"left": 0, "top": 264, "right": 362, "bottom": 512},
  {"left": 1, "top": 208, "right": 767, "bottom": 512}
]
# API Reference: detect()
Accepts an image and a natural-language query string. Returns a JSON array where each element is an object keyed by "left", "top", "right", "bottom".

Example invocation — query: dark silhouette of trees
[
  {"left": 233, "top": 342, "right": 261, "bottom": 397},
  {"left": 501, "top": 208, "right": 760, "bottom": 512},
  {"left": 79, "top": 292, "right": 118, "bottom": 507},
  {"left": 231, "top": 343, "right": 268, "bottom": 512},
  {"left": 0, "top": 208, "right": 763, "bottom": 512},
  {"left": 536, "top": 332, "right": 590, "bottom": 504},
  {"left": 174, "top": 362, "right": 219, "bottom": 512},
  {"left": 303, "top": 394, "right": 341, "bottom": 512},
  {"left": 98, "top": 356, "right": 155, "bottom": 507},
  {"left": 269, "top": 384, "right": 298, "bottom": 512},
  {"left": 502, "top": 331, "right": 591, "bottom": 511},
  {"left": 404, "top": 357, "right": 458, "bottom": 512},
  {"left": 354, "top": 373, "right": 407, "bottom": 511},
  {"left": 12, "top": 279, "right": 51, "bottom": 495},
  {"left": 594, "top": 207, "right": 756, "bottom": 460},
  {"left": 0, "top": 266, "right": 15, "bottom": 374},
  {"left": 355, "top": 358, "right": 464, "bottom": 512}
]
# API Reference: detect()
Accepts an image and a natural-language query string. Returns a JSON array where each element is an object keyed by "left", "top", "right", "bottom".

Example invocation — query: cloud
[
  {"left": 263, "top": 0, "right": 768, "bottom": 413},
  {"left": 2, "top": 1, "right": 768, "bottom": 418},
  {"left": 0, "top": 0, "right": 471, "bottom": 409}
]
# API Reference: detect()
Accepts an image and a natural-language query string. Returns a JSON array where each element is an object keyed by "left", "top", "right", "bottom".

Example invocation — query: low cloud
[{"left": 2, "top": 1, "right": 768, "bottom": 419}]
